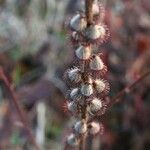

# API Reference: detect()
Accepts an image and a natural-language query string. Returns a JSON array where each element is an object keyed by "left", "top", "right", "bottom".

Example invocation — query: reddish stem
[
  {"left": 90, "top": 71, "right": 150, "bottom": 122},
  {"left": 78, "top": 1, "right": 95, "bottom": 150},
  {"left": 110, "top": 71, "right": 150, "bottom": 106},
  {"left": 85, "top": 0, "right": 94, "bottom": 26},
  {"left": 0, "top": 67, "right": 40, "bottom": 150}
]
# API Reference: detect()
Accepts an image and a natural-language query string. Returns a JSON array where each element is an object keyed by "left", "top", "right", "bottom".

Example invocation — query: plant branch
[
  {"left": 85, "top": 0, "right": 94, "bottom": 26},
  {"left": 90, "top": 71, "right": 150, "bottom": 122},
  {"left": 79, "top": 134, "right": 86, "bottom": 150},
  {"left": 78, "top": 1, "right": 95, "bottom": 150},
  {"left": 85, "top": 133, "right": 93, "bottom": 150},
  {"left": 0, "top": 67, "right": 40, "bottom": 150},
  {"left": 110, "top": 71, "right": 150, "bottom": 106}
]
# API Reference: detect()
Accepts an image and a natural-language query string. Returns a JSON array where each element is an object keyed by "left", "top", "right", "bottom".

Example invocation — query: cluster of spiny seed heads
[{"left": 64, "top": 0, "right": 110, "bottom": 148}]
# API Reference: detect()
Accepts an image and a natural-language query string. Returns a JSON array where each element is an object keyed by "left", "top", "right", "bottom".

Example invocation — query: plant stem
[
  {"left": 110, "top": 71, "right": 150, "bottom": 106},
  {"left": 85, "top": 0, "right": 94, "bottom": 26},
  {"left": 0, "top": 67, "right": 40, "bottom": 150},
  {"left": 79, "top": 100, "right": 88, "bottom": 149},
  {"left": 90, "top": 71, "right": 150, "bottom": 121},
  {"left": 86, "top": 133, "right": 93, "bottom": 150},
  {"left": 79, "top": 135, "right": 86, "bottom": 150},
  {"left": 78, "top": 1, "right": 94, "bottom": 150}
]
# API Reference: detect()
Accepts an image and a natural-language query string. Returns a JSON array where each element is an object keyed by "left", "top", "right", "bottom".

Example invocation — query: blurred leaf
[
  {"left": 10, "top": 131, "right": 22, "bottom": 146},
  {"left": 12, "top": 65, "right": 22, "bottom": 85},
  {"left": 8, "top": 46, "right": 23, "bottom": 61},
  {"left": 46, "top": 124, "right": 62, "bottom": 140}
]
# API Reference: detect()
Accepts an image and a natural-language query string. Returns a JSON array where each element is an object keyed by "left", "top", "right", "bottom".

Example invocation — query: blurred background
[{"left": 0, "top": 0, "right": 150, "bottom": 149}]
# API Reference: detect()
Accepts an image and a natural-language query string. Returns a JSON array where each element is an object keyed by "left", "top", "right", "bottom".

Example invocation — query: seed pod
[
  {"left": 74, "top": 121, "right": 87, "bottom": 134},
  {"left": 68, "top": 68, "right": 81, "bottom": 83},
  {"left": 90, "top": 98, "right": 102, "bottom": 113},
  {"left": 70, "top": 14, "right": 87, "bottom": 31},
  {"left": 89, "top": 122, "right": 100, "bottom": 135},
  {"left": 94, "top": 79, "right": 106, "bottom": 93},
  {"left": 70, "top": 88, "right": 81, "bottom": 101},
  {"left": 68, "top": 102, "right": 77, "bottom": 113},
  {"left": 85, "top": 24, "right": 106, "bottom": 40},
  {"left": 81, "top": 84, "right": 93, "bottom": 96},
  {"left": 90, "top": 55, "right": 104, "bottom": 71},
  {"left": 67, "top": 134, "right": 79, "bottom": 146},
  {"left": 75, "top": 45, "right": 91, "bottom": 60}
]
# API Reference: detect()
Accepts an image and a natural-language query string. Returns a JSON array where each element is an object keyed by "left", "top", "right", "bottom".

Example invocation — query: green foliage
[{"left": 10, "top": 131, "right": 22, "bottom": 146}]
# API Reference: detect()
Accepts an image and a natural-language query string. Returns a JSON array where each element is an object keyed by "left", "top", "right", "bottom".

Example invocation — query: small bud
[
  {"left": 70, "top": 88, "right": 81, "bottom": 101},
  {"left": 74, "top": 121, "right": 87, "bottom": 134},
  {"left": 70, "top": 14, "right": 87, "bottom": 31},
  {"left": 90, "top": 55, "right": 104, "bottom": 71},
  {"left": 90, "top": 98, "right": 102, "bottom": 113},
  {"left": 75, "top": 45, "right": 91, "bottom": 60},
  {"left": 67, "top": 133, "right": 79, "bottom": 146},
  {"left": 89, "top": 122, "right": 100, "bottom": 135},
  {"left": 71, "top": 31, "right": 79, "bottom": 41},
  {"left": 68, "top": 102, "right": 77, "bottom": 113},
  {"left": 68, "top": 68, "right": 81, "bottom": 83},
  {"left": 94, "top": 79, "right": 106, "bottom": 93},
  {"left": 85, "top": 24, "right": 106, "bottom": 40},
  {"left": 81, "top": 84, "right": 93, "bottom": 96}
]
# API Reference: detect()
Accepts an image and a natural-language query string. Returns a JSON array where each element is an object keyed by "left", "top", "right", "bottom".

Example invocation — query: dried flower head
[
  {"left": 94, "top": 79, "right": 106, "bottom": 93},
  {"left": 93, "top": 79, "right": 110, "bottom": 95},
  {"left": 89, "top": 97, "right": 102, "bottom": 113},
  {"left": 89, "top": 55, "right": 107, "bottom": 77},
  {"left": 67, "top": 67, "right": 82, "bottom": 83},
  {"left": 67, "top": 133, "right": 79, "bottom": 146},
  {"left": 83, "top": 24, "right": 110, "bottom": 44},
  {"left": 70, "top": 88, "right": 82, "bottom": 101},
  {"left": 75, "top": 45, "right": 91, "bottom": 60},
  {"left": 74, "top": 120, "right": 87, "bottom": 134},
  {"left": 81, "top": 83, "right": 93, "bottom": 96},
  {"left": 89, "top": 122, "right": 100, "bottom": 135},
  {"left": 70, "top": 14, "right": 87, "bottom": 31},
  {"left": 67, "top": 102, "right": 77, "bottom": 113},
  {"left": 85, "top": 24, "right": 106, "bottom": 40},
  {"left": 90, "top": 55, "right": 104, "bottom": 70}
]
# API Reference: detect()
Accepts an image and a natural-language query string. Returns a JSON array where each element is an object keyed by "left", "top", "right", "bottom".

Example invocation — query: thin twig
[
  {"left": 78, "top": 1, "right": 95, "bottom": 150},
  {"left": 90, "top": 71, "right": 150, "bottom": 122},
  {"left": 110, "top": 71, "right": 150, "bottom": 107},
  {"left": 85, "top": 0, "right": 94, "bottom": 26},
  {"left": 85, "top": 133, "right": 93, "bottom": 150},
  {"left": 79, "top": 135, "right": 85, "bottom": 150},
  {"left": 0, "top": 67, "right": 40, "bottom": 150}
]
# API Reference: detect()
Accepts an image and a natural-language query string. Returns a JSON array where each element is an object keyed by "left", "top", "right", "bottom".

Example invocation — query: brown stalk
[
  {"left": 0, "top": 67, "right": 40, "bottom": 150},
  {"left": 110, "top": 71, "right": 150, "bottom": 106},
  {"left": 79, "top": 134, "right": 86, "bottom": 150},
  {"left": 85, "top": 0, "right": 94, "bottom": 26},
  {"left": 79, "top": 0, "right": 94, "bottom": 150},
  {"left": 85, "top": 133, "right": 93, "bottom": 150}
]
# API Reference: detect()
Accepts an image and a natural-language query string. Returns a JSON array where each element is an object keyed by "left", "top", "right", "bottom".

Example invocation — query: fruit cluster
[{"left": 64, "top": 0, "right": 110, "bottom": 148}]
